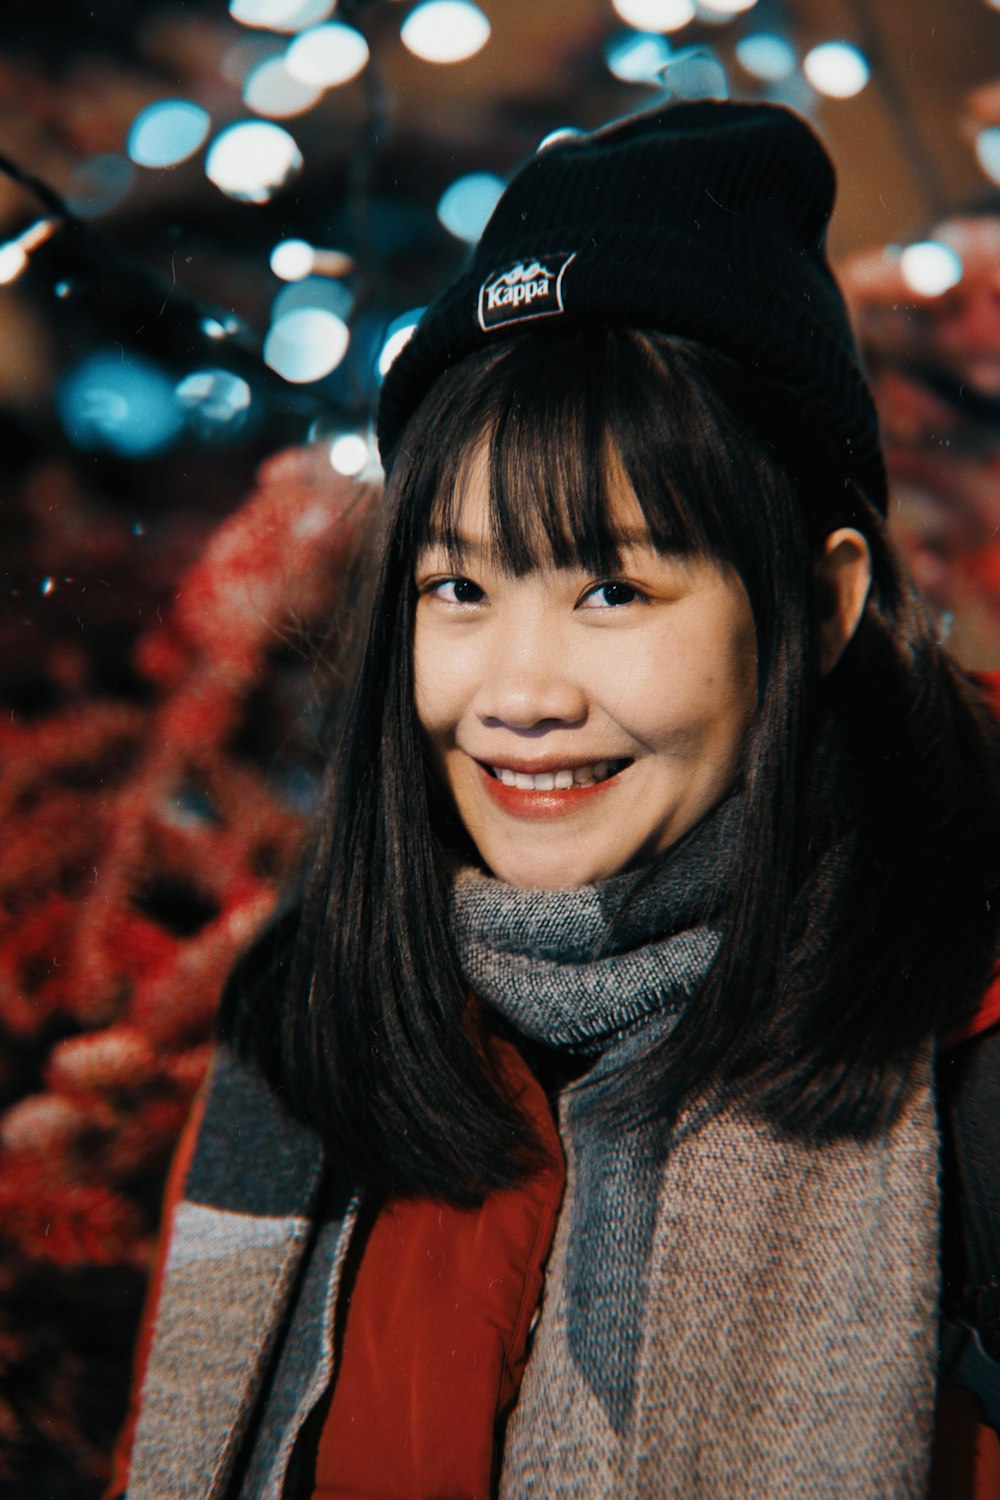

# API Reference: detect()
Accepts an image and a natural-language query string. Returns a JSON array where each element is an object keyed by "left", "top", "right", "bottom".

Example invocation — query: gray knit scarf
[{"left": 449, "top": 802, "right": 941, "bottom": 1498}]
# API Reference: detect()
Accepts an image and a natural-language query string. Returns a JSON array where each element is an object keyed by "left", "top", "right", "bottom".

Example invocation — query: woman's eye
[
  {"left": 429, "top": 577, "right": 484, "bottom": 605},
  {"left": 581, "top": 581, "right": 643, "bottom": 609}
]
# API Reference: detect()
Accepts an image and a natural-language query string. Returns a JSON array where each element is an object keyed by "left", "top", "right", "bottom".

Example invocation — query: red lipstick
[{"left": 477, "top": 761, "right": 628, "bottom": 821}]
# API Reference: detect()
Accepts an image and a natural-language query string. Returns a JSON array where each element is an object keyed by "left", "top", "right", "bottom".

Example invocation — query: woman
[{"left": 112, "top": 100, "right": 999, "bottom": 1498}]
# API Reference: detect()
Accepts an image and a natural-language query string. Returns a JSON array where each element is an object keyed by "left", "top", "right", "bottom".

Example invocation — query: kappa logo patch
[{"left": 477, "top": 252, "right": 577, "bottom": 332}]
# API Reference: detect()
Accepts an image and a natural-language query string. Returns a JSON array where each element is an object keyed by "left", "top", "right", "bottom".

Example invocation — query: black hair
[{"left": 231, "top": 326, "right": 999, "bottom": 1202}]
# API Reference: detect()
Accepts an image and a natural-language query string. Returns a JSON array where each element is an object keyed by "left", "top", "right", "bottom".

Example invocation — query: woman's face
[{"left": 413, "top": 459, "right": 758, "bottom": 889}]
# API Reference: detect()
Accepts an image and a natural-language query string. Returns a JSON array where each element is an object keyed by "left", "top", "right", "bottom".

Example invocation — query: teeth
[{"left": 490, "top": 758, "right": 629, "bottom": 790}]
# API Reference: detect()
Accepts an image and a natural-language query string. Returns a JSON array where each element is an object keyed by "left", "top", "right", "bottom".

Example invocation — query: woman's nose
[{"left": 473, "top": 623, "right": 587, "bottom": 731}]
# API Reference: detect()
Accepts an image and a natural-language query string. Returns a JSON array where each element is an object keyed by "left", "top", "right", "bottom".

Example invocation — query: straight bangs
[{"left": 388, "top": 327, "right": 798, "bottom": 611}]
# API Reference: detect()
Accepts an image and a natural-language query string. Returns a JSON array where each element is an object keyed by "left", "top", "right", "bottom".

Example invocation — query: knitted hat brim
[{"left": 378, "top": 227, "right": 885, "bottom": 505}]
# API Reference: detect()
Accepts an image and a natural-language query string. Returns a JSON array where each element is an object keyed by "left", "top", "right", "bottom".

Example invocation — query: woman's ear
[{"left": 816, "top": 527, "right": 872, "bottom": 674}]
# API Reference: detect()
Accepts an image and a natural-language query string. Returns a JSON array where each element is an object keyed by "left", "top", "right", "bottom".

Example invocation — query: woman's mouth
[
  {"left": 477, "top": 757, "right": 633, "bottom": 819},
  {"left": 484, "top": 757, "right": 632, "bottom": 789}
]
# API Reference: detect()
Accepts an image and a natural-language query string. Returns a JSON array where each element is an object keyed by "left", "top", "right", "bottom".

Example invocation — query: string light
[
  {"left": 285, "top": 23, "right": 370, "bottom": 87},
  {"left": 127, "top": 101, "right": 211, "bottom": 169},
  {"left": 437, "top": 173, "right": 504, "bottom": 242},
  {"left": 899, "top": 241, "right": 964, "bottom": 297},
  {"left": 611, "top": 0, "right": 695, "bottom": 32},
  {"left": 803, "top": 41, "right": 870, "bottom": 99},
  {"left": 401, "top": 1, "right": 491, "bottom": 64},
  {"left": 205, "top": 121, "right": 303, "bottom": 203}
]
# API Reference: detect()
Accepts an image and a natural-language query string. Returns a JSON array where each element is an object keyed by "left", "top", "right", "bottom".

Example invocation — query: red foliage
[
  {"left": 0, "top": 443, "right": 370, "bottom": 1493},
  {"left": 842, "top": 218, "right": 1000, "bottom": 670}
]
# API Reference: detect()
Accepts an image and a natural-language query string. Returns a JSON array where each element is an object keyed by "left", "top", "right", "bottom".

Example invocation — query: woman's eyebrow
[{"left": 419, "top": 530, "right": 483, "bottom": 558}]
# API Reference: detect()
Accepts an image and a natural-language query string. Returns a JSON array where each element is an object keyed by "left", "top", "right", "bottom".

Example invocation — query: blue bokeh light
[
  {"left": 175, "top": 369, "right": 253, "bottom": 437},
  {"left": 57, "top": 352, "right": 183, "bottom": 457},
  {"left": 64, "top": 155, "right": 135, "bottom": 218},
  {"left": 436, "top": 173, "right": 504, "bottom": 243},
  {"left": 264, "top": 307, "right": 350, "bottom": 382},
  {"left": 272, "top": 275, "right": 354, "bottom": 321},
  {"left": 127, "top": 101, "right": 211, "bottom": 169},
  {"left": 604, "top": 31, "right": 672, "bottom": 84},
  {"left": 735, "top": 32, "right": 796, "bottom": 82},
  {"left": 975, "top": 127, "right": 1000, "bottom": 185}
]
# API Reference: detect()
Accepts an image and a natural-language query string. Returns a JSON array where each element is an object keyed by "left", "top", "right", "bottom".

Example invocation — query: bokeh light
[
  {"left": 285, "top": 23, "right": 370, "bottom": 86},
  {"left": 605, "top": 31, "right": 672, "bottom": 84},
  {"left": 696, "top": 0, "right": 758, "bottom": 14},
  {"left": 205, "top": 121, "right": 303, "bottom": 203},
  {"left": 377, "top": 309, "right": 426, "bottom": 377},
  {"left": 230, "top": 0, "right": 335, "bottom": 32},
  {"left": 57, "top": 351, "right": 183, "bottom": 457},
  {"left": 243, "top": 56, "right": 323, "bottom": 117},
  {"left": 611, "top": 0, "right": 695, "bottom": 31},
  {"left": 271, "top": 239, "right": 316, "bottom": 280},
  {"left": 803, "top": 41, "right": 870, "bottom": 99},
  {"left": 220, "top": 37, "right": 285, "bottom": 87},
  {"left": 735, "top": 32, "right": 796, "bottom": 81},
  {"left": 975, "top": 126, "right": 1000, "bottom": 184},
  {"left": 264, "top": 307, "right": 350, "bottom": 382},
  {"left": 127, "top": 100, "right": 211, "bottom": 168},
  {"left": 175, "top": 369, "right": 253, "bottom": 436},
  {"left": 401, "top": 1, "right": 491, "bottom": 64},
  {"left": 272, "top": 275, "right": 353, "bottom": 322},
  {"left": 329, "top": 432, "right": 371, "bottom": 476},
  {"left": 436, "top": 172, "right": 505, "bottom": 242},
  {"left": 64, "top": 154, "right": 135, "bottom": 217},
  {"left": 900, "top": 241, "right": 964, "bottom": 297},
  {"left": 0, "top": 242, "right": 28, "bottom": 285},
  {"left": 661, "top": 46, "right": 727, "bottom": 98}
]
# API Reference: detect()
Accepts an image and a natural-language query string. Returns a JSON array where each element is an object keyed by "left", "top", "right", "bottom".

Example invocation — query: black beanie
[{"left": 376, "top": 98, "right": 887, "bottom": 510}]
